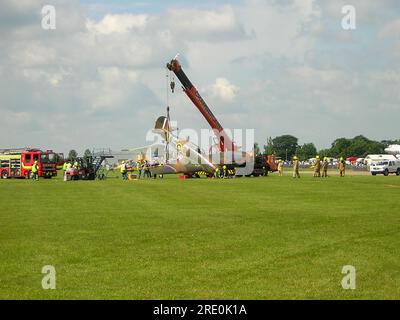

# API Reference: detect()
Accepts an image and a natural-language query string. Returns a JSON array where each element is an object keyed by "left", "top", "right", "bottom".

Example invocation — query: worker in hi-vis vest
[
  {"left": 31, "top": 160, "right": 39, "bottom": 181},
  {"left": 120, "top": 161, "right": 128, "bottom": 180},
  {"left": 222, "top": 165, "right": 227, "bottom": 178}
]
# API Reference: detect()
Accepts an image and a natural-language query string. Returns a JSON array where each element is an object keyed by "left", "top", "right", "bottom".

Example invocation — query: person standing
[
  {"left": 278, "top": 160, "right": 284, "bottom": 176},
  {"left": 63, "top": 161, "right": 69, "bottom": 181},
  {"left": 214, "top": 167, "right": 219, "bottom": 178},
  {"left": 136, "top": 160, "right": 141, "bottom": 179},
  {"left": 222, "top": 164, "right": 227, "bottom": 178},
  {"left": 120, "top": 160, "right": 128, "bottom": 180},
  {"left": 322, "top": 157, "right": 329, "bottom": 177},
  {"left": 292, "top": 156, "right": 300, "bottom": 178},
  {"left": 73, "top": 160, "right": 79, "bottom": 170},
  {"left": 144, "top": 160, "right": 151, "bottom": 178},
  {"left": 339, "top": 157, "right": 346, "bottom": 177},
  {"left": 313, "top": 155, "right": 321, "bottom": 177},
  {"left": 31, "top": 160, "right": 39, "bottom": 181}
]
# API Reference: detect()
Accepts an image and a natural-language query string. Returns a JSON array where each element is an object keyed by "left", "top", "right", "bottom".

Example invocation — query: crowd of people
[
  {"left": 119, "top": 159, "right": 160, "bottom": 180},
  {"left": 277, "top": 156, "right": 347, "bottom": 179}
]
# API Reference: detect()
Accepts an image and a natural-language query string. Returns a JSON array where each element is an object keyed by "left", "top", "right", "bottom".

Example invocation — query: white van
[{"left": 370, "top": 160, "right": 400, "bottom": 176}]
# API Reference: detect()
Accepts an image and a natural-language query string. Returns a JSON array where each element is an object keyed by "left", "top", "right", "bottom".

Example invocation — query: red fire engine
[{"left": 0, "top": 148, "right": 58, "bottom": 179}]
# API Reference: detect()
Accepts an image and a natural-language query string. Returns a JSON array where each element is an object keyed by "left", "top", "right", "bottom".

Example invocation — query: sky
[{"left": 0, "top": 0, "right": 399, "bottom": 155}]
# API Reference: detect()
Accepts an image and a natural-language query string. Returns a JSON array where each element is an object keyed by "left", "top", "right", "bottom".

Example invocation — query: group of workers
[
  {"left": 119, "top": 160, "right": 156, "bottom": 180},
  {"left": 62, "top": 160, "right": 81, "bottom": 181},
  {"left": 277, "top": 156, "right": 346, "bottom": 178},
  {"left": 120, "top": 156, "right": 347, "bottom": 180},
  {"left": 214, "top": 165, "right": 230, "bottom": 178},
  {"left": 56, "top": 156, "right": 348, "bottom": 182}
]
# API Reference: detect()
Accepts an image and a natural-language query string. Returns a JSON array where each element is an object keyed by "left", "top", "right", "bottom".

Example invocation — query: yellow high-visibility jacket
[{"left": 32, "top": 164, "right": 39, "bottom": 173}]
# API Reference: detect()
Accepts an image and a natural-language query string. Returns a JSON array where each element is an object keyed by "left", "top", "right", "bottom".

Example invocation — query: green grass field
[{"left": 0, "top": 170, "right": 399, "bottom": 299}]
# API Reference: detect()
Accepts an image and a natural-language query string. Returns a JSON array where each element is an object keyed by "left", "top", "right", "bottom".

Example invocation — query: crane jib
[{"left": 167, "top": 59, "right": 234, "bottom": 152}]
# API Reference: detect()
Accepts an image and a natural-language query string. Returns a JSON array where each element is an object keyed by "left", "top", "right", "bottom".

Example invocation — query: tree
[
  {"left": 329, "top": 137, "right": 351, "bottom": 158},
  {"left": 83, "top": 149, "right": 92, "bottom": 160},
  {"left": 327, "top": 135, "right": 384, "bottom": 158},
  {"left": 264, "top": 137, "right": 274, "bottom": 155},
  {"left": 67, "top": 150, "right": 78, "bottom": 162},
  {"left": 297, "top": 143, "right": 317, "bottom": 160},
  {"left": 318, "top": 148, "right": 331, "bottom": 158},
  {"left": 53, "top": 153, "right": 62, "bottom": 163},
  {"left": 381, "top": 139, "right": 400, "bottom": 148},
  {"left": 272, "top": 135, "right": 298, "bottom": 160},
  {"left": 253, "top": 143, "right": 261, "bottom": 156}
]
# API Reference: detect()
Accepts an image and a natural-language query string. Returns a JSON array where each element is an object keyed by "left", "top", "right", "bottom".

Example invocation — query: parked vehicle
[
  {"left": 370, "top": 160, "right": 400, "bottom": 176},
  {"left": 0, "top": 148, "right": 57, "bottom": 179}
]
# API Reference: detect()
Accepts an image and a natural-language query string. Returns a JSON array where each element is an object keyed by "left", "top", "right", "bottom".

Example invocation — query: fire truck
[{"left": 0, "top": 148, "right": 58, "bottom": 179}]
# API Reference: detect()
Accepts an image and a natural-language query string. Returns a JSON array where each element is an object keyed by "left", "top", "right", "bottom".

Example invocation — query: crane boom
[{"left": 166, "top": 59, "right": 234, "bottom": 152}]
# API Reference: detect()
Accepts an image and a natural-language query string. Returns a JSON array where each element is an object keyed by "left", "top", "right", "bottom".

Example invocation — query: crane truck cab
[{"left": 370, "top": 160, "right": 400, "bottom": 176}]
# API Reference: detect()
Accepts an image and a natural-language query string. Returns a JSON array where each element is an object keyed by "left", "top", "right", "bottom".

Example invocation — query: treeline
[
  {"left": 66, "top": 149, "right": 92, "bottom": 162},
  {"left": 255, "top": 135, "right": 400, "bottom": 161}
]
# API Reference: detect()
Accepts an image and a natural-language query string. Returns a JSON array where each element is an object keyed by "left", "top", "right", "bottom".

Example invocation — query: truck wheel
[
  {"left": 396, "top": 169, "right": 400, "bottom": 176},
  {"left": 1, "top": 171, "right": 8, "bottom": 179},
  {"left": 384, "top": 169, "right": 389, "bottom": 176},
  {"left": 372, "top": 173, "right": 376, "bottom": 176}
]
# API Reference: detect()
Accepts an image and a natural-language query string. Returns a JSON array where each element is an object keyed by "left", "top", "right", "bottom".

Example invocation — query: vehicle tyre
[
  {"left": 396, "top": 168, "right": 400, "bottom": 176},
  {"left": 372, "top": 173, "right": 376, "bottom": 176},
  {"left": 1, "top": 171, "right": 8, "bottom": 179},
  {"left": 384, "top": 169, "right": 389, "bottom": 176}
]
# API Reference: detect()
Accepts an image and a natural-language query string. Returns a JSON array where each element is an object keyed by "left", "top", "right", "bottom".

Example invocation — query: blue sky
[{"left": 0, "top": 0, "right": 399, "bottom": 154}]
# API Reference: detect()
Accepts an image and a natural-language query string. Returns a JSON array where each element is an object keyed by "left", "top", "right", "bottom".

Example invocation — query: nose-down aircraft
[{"left": 122, "top": 56, "right": 274, "bottom": 177}]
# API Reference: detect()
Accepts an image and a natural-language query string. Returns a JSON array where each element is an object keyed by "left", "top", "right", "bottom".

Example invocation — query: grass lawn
[{"left": 0, "top": 170, "right": 399, "bottom": 299}]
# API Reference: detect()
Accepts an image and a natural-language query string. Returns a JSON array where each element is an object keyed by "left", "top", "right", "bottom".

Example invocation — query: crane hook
[{"left": 170, "top": 80, "right": 175, "bottom": 93}]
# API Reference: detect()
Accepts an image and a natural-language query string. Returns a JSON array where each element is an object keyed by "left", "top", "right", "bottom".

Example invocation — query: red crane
[{"left": 166, "top": 59, "right": 234, "bottom": 153}]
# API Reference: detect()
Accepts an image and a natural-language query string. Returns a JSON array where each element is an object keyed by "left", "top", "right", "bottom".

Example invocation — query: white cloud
[
  {"left": 86, "top": 14, "right": 149, "bottom": 34},
  {"left": 380, "top": 19, "right": 400, "bottom": 39},
  {"left": 167, "top": 5, "right": 239, "bottom": 35},
  {"left": 207, "top": 78, "right": 239, "bottom": 103},
  {"left": 22, "top": 67, "right": 70, "bottom": 87},
  {"left": 9, "top": 42, "right": 57, "bottom": 67},
  {"left": 289, "top": 66, "right": 345, "bottom": 84},
  {"left": 85, "top": 67, "right": 139, "bottom": 111}
]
